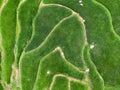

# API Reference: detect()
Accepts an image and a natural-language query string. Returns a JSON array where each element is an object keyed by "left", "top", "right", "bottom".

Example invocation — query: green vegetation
[{"left": 0, "top": 0, "right": 120, "bottom": 90}]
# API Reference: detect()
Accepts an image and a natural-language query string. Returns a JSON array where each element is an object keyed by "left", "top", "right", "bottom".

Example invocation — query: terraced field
[{"left": 0, "top": 0, "right": 120, "bottom": 90}]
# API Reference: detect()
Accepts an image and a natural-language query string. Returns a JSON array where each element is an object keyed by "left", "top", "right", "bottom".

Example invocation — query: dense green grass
[{"left": 0, "top": 0, "right": 120, "bottom": 90}]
